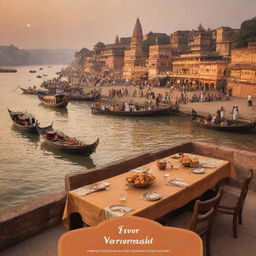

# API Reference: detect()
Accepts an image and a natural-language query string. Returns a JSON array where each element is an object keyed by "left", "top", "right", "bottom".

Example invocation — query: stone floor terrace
[{"left": 1, "top": 190, "right": 255, "bottom": 256}]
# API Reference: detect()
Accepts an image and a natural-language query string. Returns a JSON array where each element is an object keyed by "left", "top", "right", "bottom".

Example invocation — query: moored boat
[
  {"left": 36, "top": 123, "right": 99, "bottom": 155},
  {"left": 192, "top": 110, "right": 256, "bottom": 133},
  {"left": 19, "top": 87, "right": 48, "bottom": 95},
  {"left": 0, "top": 68, "right": 17, "bottom": 73},
  {"left": 91, "top": 102, "right": 179, "bottom": 117},
  {"left": 8, "top": 109, "right": 37, "bottom": 133},
  {"left": 38, "top": 93, "right": 69, "bottom": 108}
]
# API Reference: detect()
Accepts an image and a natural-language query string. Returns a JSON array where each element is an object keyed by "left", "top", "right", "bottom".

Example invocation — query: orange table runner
[{"left": 63, "top": 154, "right": 234, "bottom": 227}]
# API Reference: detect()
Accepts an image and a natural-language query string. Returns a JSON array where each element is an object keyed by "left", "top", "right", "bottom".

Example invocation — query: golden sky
[{"left": 0, "top": 0, "right": 255, "bottom": 50}]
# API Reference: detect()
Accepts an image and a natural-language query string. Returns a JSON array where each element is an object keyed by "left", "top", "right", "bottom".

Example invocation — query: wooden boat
[
  {"left": 36, "top": 123, "right": 99, "bottom": 155},
  {"left": 19, "top": 87, "right": 48, "bottom": 95},
  {"left": 192, "top": 110, "right": 256, "bottom": 133},
  {"left": 0, "top": 68, "right": 17, "bottom": 73},
  {"left": 8, "top": 109, "right": 37, "bottom": 133},
  {"left": 38, "top": 93, "right": 69, "bottom": 108},
  {"left": 36, "top": 75, "right": 42, "bottom": 79},
  {"left": 91, "top": 103, "right": 179, "bottom": 117},
  {"left": 29, "top": 70, "right": 37, "bottom": 73}
]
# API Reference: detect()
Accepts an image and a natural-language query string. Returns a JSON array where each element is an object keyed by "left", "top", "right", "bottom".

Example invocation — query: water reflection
[
  {"left": 11, "top": 126, "right": 39, "bottom": 143},
  {"left": 39, "top": 141, "right": 96, "bottom": 169}
]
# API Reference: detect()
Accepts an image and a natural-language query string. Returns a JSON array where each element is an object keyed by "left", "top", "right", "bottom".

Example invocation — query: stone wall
[{"left": 0, "top": 192, "right": 66, "bottom": 252}]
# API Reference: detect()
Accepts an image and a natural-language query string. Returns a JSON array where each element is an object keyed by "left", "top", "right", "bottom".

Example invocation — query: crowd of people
[
  {"left": 190, "top": 92, "right": 227, "bottom": 103},
  {"left": 108, "top": 88, "right": 129, "bottom": 98}
]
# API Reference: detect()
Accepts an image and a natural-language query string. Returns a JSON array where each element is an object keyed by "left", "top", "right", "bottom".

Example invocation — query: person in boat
[
  {"left": 211, "top": 115, "right": 217, "bottom": 125},
  {"left": 220, "top": 106, "right": 225, "bottom": 121},
  {"left": 232, "top": 105, "right": 239, "bottom": 121},
  {"left": 124, "top": 102, "right": 130, "bottom": 112},
  {"left": 206, "top": 114, "right": 212, "bottom": 122},
  {"left": 248, "top": 95, "right": 253, "bottom": 107}
]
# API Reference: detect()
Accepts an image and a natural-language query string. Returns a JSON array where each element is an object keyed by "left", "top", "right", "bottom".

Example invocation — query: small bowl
[
  {"left": 157, "top": 160, "right": 167, "bottom": 170},
  {"left": 182, "top": 162, "right": 191, "bottom": 167}
]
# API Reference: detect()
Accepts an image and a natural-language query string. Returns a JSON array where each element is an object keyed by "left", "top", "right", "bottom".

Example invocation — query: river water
[{"left": 0, "top": 65, "right": 256, "bottom": 210}]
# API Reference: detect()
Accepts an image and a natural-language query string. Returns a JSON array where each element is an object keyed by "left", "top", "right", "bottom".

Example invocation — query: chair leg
[
  {"left": 233, "top": 214, "right": 238, "bottom": 238},
  {"left": 238, "top": 209, "right": 243, "bottom": 225},
  {"left": 205, "top": 233, "right": 211, "bottom": 256}
]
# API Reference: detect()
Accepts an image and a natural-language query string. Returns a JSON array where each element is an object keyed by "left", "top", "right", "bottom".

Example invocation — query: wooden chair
[
  {"left": 217, "top": 169, "right": 253, "bottom": 238},
  {"left": 166, "top": 190, "right": 222, "bottom": 256}
]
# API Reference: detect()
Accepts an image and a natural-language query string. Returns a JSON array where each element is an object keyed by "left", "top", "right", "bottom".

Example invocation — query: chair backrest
[
  {"left": 189, "top": 190, "right": 222, "bottom": 236},
  {"left": 235, "top": 169, "right": 253, "bottom": 212}
]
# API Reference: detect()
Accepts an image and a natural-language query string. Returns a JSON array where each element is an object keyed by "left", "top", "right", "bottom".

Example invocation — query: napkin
[
  {"left": 129, "top": 168, "right": 151, "bottom": 174},
  {"left": 104, "top": 205, "right": 133, "bottom": 219},
  {"left": 73, "top": 182, "right": 110, "bottom": 196},
  {"left": 168, "top": 179, "right": 189, "bottom": 187}
]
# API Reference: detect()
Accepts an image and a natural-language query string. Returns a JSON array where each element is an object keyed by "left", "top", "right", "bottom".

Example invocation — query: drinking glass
[{"left": 119, "top": 193, "right": 127, "bottom": 204}]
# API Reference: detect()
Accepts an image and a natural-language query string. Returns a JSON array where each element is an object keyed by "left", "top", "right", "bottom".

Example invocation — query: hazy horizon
[{"left": 0, "top": 0, "right": 255, "bottom": 50}]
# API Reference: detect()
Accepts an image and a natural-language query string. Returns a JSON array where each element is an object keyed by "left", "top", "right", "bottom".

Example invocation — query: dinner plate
[
  {"left": 192, "top": 168, "right": 205, "bottom": 174},
  {"left": 143, "top": 192, "right": 163, "bottom": 201}
]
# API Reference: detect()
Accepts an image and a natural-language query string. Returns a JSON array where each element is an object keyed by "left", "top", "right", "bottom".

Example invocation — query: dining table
[{"left": 63, "top": 153, "right": 236, "bottom": 228}]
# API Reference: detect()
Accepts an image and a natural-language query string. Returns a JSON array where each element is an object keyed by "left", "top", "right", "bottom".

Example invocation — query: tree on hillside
[
  {"left": 74, "top": 47, "right": 92, "bottom": 66},
  {"left": 233, "top": 17, "right": 256, "bottom": 48}
]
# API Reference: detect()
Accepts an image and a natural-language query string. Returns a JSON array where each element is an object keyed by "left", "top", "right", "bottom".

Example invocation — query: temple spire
[
  {"left": 132, "top": 17, "right": 143, "bottom": 42},
  {"left": 115, "top": 35, "right": 120, "bottom": 44}
]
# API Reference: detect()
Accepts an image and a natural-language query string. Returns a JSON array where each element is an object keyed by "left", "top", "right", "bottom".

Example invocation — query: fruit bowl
[{"left": 126, "top": 173, "right": 156, "bottom": 188}]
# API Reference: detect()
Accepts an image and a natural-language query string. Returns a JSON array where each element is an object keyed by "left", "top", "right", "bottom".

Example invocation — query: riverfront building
[
  {"left": 83, "top": 18, "right": 256, "bottom": 97},
  {"left": 169, "top": 25, "right": 231, "bottom": 91},
  {"left": 84, "top": 36, "right": 130, "bottom": 76},
  {"left": 227, "top": 42, "right": 256, "bottom": 97},
  {"left": 148, "top": 44, "right": 173, "bottom": 80}
]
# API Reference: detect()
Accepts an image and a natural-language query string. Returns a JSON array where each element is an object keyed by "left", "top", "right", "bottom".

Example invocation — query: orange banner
[{"left": 59, "top": 216, "right": 203, "bottom": 256}]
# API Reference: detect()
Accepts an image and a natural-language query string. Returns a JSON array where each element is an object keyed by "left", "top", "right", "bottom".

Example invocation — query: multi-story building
[
  {"left": 170, "top": 51, "right": 229, "bottom": 90},
  {"left": 148, "top": 44, "right": 173, "bottom": 79},
  {"left": 170, "top": 31, "right": 192, "bottom": 53},
  {"left": 189, "top": 24, "right": 216, "bottom": 52},
  {"left": 227, "top": 42, "right": 256, "bottom": 97},
  {"left": 216, "top": 27, "right": 233, "bottom": 57},
  {"left": 84, "top": 36, "right": 130, "bottom": 76}
]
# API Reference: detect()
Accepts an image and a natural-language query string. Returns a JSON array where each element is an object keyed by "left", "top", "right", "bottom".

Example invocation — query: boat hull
[
  {"left": 42, "top": 138, "right": 99, "bottom": 155},
  {"left": 194, "top": 120, "right": 256, "bottom": 133},
  {"left": 91, "top": 106, "right": 177, "bottom": 117},
  {"left": 39, "top": 100, "right": 68, "bottom": 108}
]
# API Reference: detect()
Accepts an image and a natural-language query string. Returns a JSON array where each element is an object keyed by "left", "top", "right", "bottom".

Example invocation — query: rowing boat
[
  {"left": 36, "top": 123, "right": 99, "bottom": 155},
  {"left": 192, "top": 110, "right": 256, "bottom": 133},
  {"left": 38, "top": 93, "right": 69, "bottom": 108},
  {"left": 91, "top": 103, "right": 179, "bottom": 117},
  {"left": 8, "top": 109, "right": 37, "bottom": 133}
]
